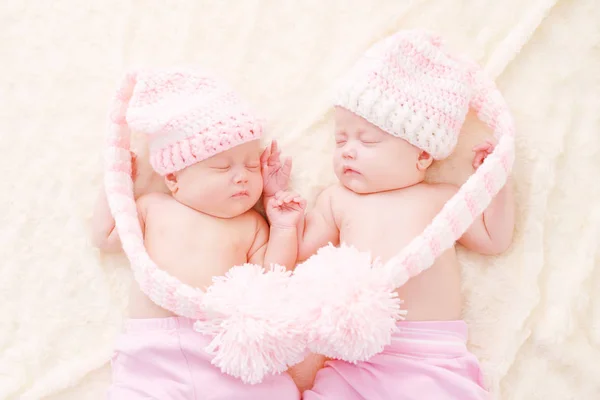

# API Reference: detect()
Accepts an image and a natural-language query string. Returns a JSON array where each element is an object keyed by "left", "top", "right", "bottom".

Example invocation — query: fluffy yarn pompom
[
  {"left": 291, "top": 244, "right": 405, "bottom": 362},
  {"left": 194, "top": 264, "right": 307, "bottom": 384}
]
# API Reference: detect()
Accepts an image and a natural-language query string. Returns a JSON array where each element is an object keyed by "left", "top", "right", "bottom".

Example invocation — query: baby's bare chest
[
  {"left": 338, "top": 191, "right": 443, "bottom": 261},
  {"left": 143, "top": 204, "right": 254, "bottom": 286}
]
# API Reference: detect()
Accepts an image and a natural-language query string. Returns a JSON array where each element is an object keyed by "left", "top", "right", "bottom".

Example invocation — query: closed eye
[
  {"left": 361, "top": 140, "right": 380, "bottom": 145},
  {"left": 246, "top": 164, "right": 260, "bottom": 171},
  {"left": 211, "top": 165, "right": 230, "bottom": 171}
]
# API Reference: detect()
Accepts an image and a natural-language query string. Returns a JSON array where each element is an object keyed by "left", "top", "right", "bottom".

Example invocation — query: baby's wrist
[
  {"left": 269, "top": 223, "right": 298, "bottom": 232},
  {"left": 263, "top": 192, "right": 276, "bottom": 201}
]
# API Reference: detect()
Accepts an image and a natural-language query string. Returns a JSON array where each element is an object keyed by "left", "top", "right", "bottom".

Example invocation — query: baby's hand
[
  {"left": 472, "top": 138, "right": 497, "bottom": 169},
  {"left": 266, "top": 190, "right": 306, "bottom": 229},
  {"left": 261, "top": 140, "right": 292, "bottom": 198}
]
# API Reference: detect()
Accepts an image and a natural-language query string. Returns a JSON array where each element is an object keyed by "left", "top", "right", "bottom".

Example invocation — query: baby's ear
[
  {"left": 164, "top": 173, "right": 179, "bottom": 194},
  {"left": 416, "top": 151, "right": 433, "bottom": 171}
]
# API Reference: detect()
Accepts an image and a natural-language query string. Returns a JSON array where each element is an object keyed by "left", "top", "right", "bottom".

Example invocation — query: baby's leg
[{"left": 287, "top": 353, "right": 328, "bottom": 392}]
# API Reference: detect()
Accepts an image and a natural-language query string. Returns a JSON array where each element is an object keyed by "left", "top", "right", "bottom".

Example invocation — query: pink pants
[
  {"left": 107, "top": 317, "right": 301, "bottom": 400},
  {"left": 303, "top": 320, "right": 489, "bottom": 400}
]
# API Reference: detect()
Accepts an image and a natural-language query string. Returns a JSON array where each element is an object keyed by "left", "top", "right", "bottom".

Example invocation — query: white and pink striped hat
[
  {"left": 335, "top": 30, "right": 502, "bottom": 161},
  {"left": 334, "top": 29, "right": 515, "bottom": 285},
  {"left": 333, "top": 29, "right": 515, "bottom": 288},
  {"left": 111, "top": 68, "right": 263, "bottom": 176}
]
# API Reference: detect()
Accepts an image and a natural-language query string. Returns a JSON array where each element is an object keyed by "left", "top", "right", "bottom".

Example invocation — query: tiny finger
[
  {"left": 260, "top": 148, "right": 269, "bottom": 164},
  {"left": 282, "top": 158, "right": 292, "bottom": 175}
]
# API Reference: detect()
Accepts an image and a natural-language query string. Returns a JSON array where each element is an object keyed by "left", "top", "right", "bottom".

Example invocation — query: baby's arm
[
  {"left": 91, "top": 151, "right": 137, "bottom": 252},
  {"left": 456, "top": 139, "right": 515, "bottom": 255},
  {"left": 247, "top": 219, "right": 298, "bottom": 271},
  {"left": 91, "top": 187, "right": 121, "bottom": 251},
  {"left": 458, "top": 179, "right": 515, "bottom": 255},
  {"left": 249, "top": 191, "right": 305, "bottom": 270},
  {"left": 297, "top": 187, "right": 340, "bottom": 261},
  {"left": 91, "top": 188, "right": 151, "bottom": 253},
  {"left": 91, "top": 151, "right": 163, "bottom": 252}
]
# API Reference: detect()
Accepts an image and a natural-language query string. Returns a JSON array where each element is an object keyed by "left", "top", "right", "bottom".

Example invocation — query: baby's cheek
[
  {"left": 200, "top": 176, "right": 224, "bottom": 196},
  {"left": 332, "top": 155, "right": 343, "bottom": 169},
  {"left": 250, "top": 174, "right": 264, "bottom": 195}
]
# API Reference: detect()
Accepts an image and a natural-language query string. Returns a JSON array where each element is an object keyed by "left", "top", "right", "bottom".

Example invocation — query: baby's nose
[
  {"left": 234, "top": 170, "right": 248, "bottom": 183},
  {"left": 342, "top": 147, "right": 356, "bottom": 159}
]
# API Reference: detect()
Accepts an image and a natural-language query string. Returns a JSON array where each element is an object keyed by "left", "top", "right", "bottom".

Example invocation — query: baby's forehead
[
  {"left": 335, "top": 121, "right": 390, "bottom": 138},
  {"left": 334, "top": 108, "right": 389, "bottom": 136}
]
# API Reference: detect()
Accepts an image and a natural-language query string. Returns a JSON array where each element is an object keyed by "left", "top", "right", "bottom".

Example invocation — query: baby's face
[
  {"left": 333, "top": 107, "right": 425, "bottom": 194},
  {"left": 168, "top": 140, "right": 263, "bottom": 218}
]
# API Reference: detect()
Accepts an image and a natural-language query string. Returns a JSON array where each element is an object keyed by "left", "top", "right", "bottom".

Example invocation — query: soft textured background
[{"left": 1, "top": 0, "right": 599, "bottom": 399}]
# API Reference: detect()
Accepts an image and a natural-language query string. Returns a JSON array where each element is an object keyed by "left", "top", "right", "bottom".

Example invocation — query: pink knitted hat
[
  {"left": 335, "top": 30, "right": 475, "bottom": 160},
  {"left": 112, "top": 68, "right": 263, "bottom": 175}
]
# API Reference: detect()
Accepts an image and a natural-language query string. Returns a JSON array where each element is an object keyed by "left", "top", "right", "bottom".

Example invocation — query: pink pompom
[
  {"left": 291, "top": 244, "right": 405, "bottom": 362},
  {"left": 194, "top": 264, "right": 307, "bottom": 384}
]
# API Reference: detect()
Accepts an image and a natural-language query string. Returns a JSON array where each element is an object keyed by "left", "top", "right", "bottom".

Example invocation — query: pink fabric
[
  {"left": 303, "top": 321, "right": 489, "bottom": 400},
  {"left": 107, "top": 317, "right": 301, "bottom": 400}
]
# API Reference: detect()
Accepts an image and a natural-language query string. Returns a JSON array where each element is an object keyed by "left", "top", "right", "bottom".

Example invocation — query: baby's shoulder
[
  {"left": 136, "top": 192, "right": 175, "bottom": 214},
  {"left": 419, "top": 182, "right": 459, "bottom": 207},
  {"left": 319, "top": 183, "right": 352, "bottom": 204},
  {"left": 312, "top": 183, "right": 346, "bottom": 214},
  {"left": 233, "top": 208, "right": 268, "bottom": 232}
]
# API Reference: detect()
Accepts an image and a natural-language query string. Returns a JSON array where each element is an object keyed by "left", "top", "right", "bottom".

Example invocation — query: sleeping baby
[
  {"left": 92, "top": 69, "right": 305, "bottom": 400},
  {"left": 270, "top": 30, "right": 516, "bottom": 399}
]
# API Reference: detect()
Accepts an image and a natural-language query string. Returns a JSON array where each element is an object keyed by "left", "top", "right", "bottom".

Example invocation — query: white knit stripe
[{"left": 105, "top": 170, "right": 134, "bottom": 190}]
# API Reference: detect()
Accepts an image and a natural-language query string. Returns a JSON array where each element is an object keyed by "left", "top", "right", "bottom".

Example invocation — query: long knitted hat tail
[
  {"left": 104, "top": 71, "right": 206, "bottom": 319},
  {"left": 384, "top": 57, "right": 516, "bottom": 288}
]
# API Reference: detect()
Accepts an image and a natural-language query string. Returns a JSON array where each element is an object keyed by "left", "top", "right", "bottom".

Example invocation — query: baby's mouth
[
  {"left": 232, "top": 190, "right": 249, "bottom": 198},
  {"left": 343, "top": 166, "right": 360, "bottom": 175}
]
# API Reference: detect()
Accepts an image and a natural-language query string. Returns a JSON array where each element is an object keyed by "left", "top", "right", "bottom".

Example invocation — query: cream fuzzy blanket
[{"left": 1, "top": 0, "right": 599, "bottom": 399}]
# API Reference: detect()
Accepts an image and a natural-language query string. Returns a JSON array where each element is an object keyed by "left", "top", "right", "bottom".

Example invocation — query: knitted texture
[
  {"left": 118, "top": 68, "right": 263, "bottom": 175},
  {"left": 335, "top": 30, "right": 473, "bottom": 160}
]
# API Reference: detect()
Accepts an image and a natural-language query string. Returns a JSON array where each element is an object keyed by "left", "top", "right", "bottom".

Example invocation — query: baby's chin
[
  {"left": 179, "top": 198, "right": 258, "bottom": 219},
  {"left": 338, "top": 173, "right": 418, "bottom": 195},
  {"left": 337, "top": 174, "right": 376, "bottom": 194}
]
